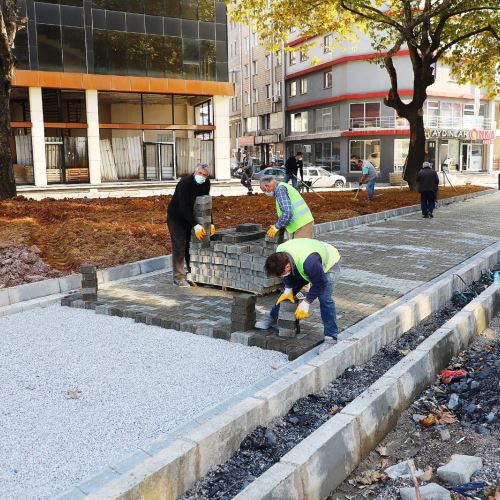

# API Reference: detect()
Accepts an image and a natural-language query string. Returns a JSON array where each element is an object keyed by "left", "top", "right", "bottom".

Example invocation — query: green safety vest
[
  {"left": 276, "top": 182, "right": 314, "bottom": 234},
  {"left": 277, "top": 239, "right": 340, "bottom": 282}
]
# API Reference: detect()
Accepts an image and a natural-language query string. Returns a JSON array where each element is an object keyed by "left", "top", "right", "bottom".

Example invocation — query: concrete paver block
[
  {"left": 437, "top": 454, "right": 483, "bottom": 485},
  {"left": 400, "top": 483, "right": 451, "bottom": 500}
]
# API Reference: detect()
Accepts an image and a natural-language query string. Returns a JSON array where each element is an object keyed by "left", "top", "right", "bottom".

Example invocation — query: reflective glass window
[
  {"left": 37, "top": 24, "right": 63, "bottom": 71},
  {"left": 181, "top": 0, "right": 198, "bottom": 20},
  {"left": 200, "top": 40, "right": 216, "bottom": 80},
  {"left": 145, "top": 0, "right": 165, "bottom": 16},
  {"left": 62, "top": 26, "right": 87, "bottom": 72},
  {"left": 13, "top": 27, "right": 30, "bottom": 69},
  {"left": 165, "top": 0, "right": 181, "bottom": 18},
  {"left": 198, "top": 0, "right": 215, "bottom": 22},
  {"left": 164, "top": 36, "right": 183, "bottom": 77}
]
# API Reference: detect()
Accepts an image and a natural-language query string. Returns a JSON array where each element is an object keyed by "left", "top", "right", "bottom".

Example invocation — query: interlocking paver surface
[{"left": 96, "top": 192, "right": 500, "bottom": 342}]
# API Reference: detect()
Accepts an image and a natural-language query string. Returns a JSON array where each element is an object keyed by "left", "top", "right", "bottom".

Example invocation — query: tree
[
  {"left": 229, "top": 0, "right": 500, "bottom": 189},
  {"left": 0, "top": 0, "right": 19, "bottom": 200}
]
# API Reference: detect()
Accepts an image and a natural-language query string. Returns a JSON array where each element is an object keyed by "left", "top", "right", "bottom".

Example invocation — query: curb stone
[
  {"left": 1, "top": 189, "right": 493, "bottom": 314},
  {"left": 232, "top": 284, "right": 500, "bottom": 499},
  {"left": 63, "top": 240, "right": 500, "bottom": 499}
]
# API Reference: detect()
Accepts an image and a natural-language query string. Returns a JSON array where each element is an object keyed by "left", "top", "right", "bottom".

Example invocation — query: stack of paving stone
[
  {"left": 80, "top": 264, "right": 98, "bottom": 301},
  {"left": 277, "top": 301, "right": 300, "bottom": 338},
  {"left": 188, "top": 196, "right": 283, "bottom": 294},
  {"left": 231, "top": 293, "right": 257, "bottom": 331},
  {"left": 192, "top": 195, "right": 212, "bottom": 246}
]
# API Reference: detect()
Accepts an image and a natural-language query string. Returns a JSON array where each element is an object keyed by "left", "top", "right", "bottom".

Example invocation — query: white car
[{"left": 302, "top": 167, "right": 346, "bottom": 188}]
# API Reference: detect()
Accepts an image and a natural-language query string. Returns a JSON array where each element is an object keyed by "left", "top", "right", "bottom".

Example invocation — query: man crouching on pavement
[{"left": 255, "top": 238, "right": 342, "bottom": 340}]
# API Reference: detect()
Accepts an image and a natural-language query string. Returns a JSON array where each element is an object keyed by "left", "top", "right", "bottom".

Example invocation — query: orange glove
[
  {"left": 295, "top": 301, "right": 310, "bottom": 320},
  {"left": 194, "top": 224, "right": 206, "bottom": 240},
  {"left": 210, "top": 224, "right": 216, "bottom": 236},
  {"left": 276, "top": 288, "right": 295, "bottom": 305},
  {"left": 267, "top": 225, "right": 278, "bottom": 238}
]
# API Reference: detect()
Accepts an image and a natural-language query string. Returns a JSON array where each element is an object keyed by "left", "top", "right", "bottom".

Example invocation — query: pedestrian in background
[
  {"left": 417, "top": 161, "right": 439, "bottom": 218},
  {"left": 284, "top": 151, "right": 304, "bottom": 188},
  {"left": 352, "top": 154, "right": 378, "bottom": 201},
  {"left": 240, "top": 151, "right": 254, "bottom": 195},
  {"left": 166, "top": 165, "right": 215, "bottom": 287},
  {"left": 259, "top": 175, "right": 314, "bottom": 239}
]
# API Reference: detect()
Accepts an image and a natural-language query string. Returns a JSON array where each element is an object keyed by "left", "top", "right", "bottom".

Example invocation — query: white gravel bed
[{"left": 0, "top": 306, "right": 288, "bottom": 500}]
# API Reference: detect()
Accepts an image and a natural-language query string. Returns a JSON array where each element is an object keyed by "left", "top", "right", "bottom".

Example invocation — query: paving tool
[{"left": 351, "top": 184, "right": 362, "bottom": 201}]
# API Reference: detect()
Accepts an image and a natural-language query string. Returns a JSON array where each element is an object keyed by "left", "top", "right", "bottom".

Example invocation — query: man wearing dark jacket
[
  {"left": 167, "top": 166, "right": 214, "bottom": 287},
  {"left": 416, "top": 162, "right": 440, "bottom": 218},
  {"left": 284, "top": 152, "right": 304, "bottom": 188}
]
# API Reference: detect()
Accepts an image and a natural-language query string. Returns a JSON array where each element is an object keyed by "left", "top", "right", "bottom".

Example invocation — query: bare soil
[{"left": 0, "top": 186, "right": 486, "bottom": 288}]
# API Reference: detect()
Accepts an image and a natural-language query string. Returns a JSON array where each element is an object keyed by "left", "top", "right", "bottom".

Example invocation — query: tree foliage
[{"left": 228, "top": 0, "right": 499, "bottom": 187}]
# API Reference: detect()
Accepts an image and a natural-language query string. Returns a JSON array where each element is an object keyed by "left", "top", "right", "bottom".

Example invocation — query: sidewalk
[{"left": 86, "top": 192, "right": 500, "bottom": 354}]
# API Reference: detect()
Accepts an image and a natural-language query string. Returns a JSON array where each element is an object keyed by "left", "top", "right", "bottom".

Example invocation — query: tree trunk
[
  {"left": 403, "top": 111, "right": 426, "bottom": 191},
  {"left": 0, "top": 78, "right": 16, "bottom": 200}
]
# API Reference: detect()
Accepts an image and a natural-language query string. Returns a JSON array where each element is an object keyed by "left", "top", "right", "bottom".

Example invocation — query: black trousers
[
  {"left": 420, "top": 191, "right": 436, "bottom": 215},
  {"left": 167, "top": 215, "right": 191, "bottom": 281},
  {"left": 240, "top": 170, "right": 253, "bottom": 191}
]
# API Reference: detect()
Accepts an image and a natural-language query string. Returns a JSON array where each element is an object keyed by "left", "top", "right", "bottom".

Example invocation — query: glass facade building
[
  {"left": 11, "top": 0, "right": 233, "bottom": 189},
  {"left": 15, "top": 0, "right": 228, "bottom": 81}
]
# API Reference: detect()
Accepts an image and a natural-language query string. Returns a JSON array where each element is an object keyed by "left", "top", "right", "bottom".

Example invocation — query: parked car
[
  {"left": 252, "top": 167, "right": 286, "bottom": 181},
  {"left": 303, "top": 167, "right": 346, "bottom": 188}
]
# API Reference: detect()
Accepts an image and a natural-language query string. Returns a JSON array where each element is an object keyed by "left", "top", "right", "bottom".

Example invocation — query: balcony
[{"left": 349, "top": 116, "right": 495, "bottom": 130}]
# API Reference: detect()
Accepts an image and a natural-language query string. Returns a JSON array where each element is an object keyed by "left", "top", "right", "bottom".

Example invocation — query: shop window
[
  {"left": 349, "top": 139, "right": 380, "bottom": 171},
  {"left": 349, "top": 102, "right": 380, "bottom": 128},
  {"left": 11, "top": 129, "right": 34, "bottom": 185},
  {"left": 98, "top": 92, "right": 143, "bottom": 124},
  {"left": 195, "top": 100, "right": 212, "bottom": 125},
  {"left": 323, "top": 70, "right": 332, "bottom": 89},
  {"left": 10, "top": 88, "right": 31, "bottom": 122},
  {"left": 313, "top": 142, "right": 340, "bottom": 171},
  {"left": 143, "top": 94, "right": 174, "bottom": 125},
  {"left": 394, "top": 139, "right": 409, "bottom": 171}
]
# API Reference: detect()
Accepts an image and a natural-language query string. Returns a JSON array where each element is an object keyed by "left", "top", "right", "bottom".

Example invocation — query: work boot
[
  {"left": 254, "top": 314, "right": 276, "bottom": 330},
  {"left": 429, "top": 212, "right": 434, "bottom": 218},
  {"left": 423, "top": 213, "right": 428, "bottom": 218},
  {"left": 174, "top": 279, "right": 191, "bottom": 288}
]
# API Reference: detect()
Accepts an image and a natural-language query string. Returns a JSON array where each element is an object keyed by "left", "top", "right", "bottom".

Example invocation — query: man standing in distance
[
  {"left": 352, "top": 154, "right": 378, "bottom": 201},
  {"left": 166, "top": 165, "right": 215, "bottom": 287},
  {"left": 284, "top": 151, "right": 304, "bottom": 188}
]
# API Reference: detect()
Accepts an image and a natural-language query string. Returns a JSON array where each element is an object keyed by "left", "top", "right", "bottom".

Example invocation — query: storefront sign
[
  {"left": 255, "top": 134, "right": 281, "bottom": 144},
  {"left": 238, "top": 136, "right": 255, "bottom": 146},
  {"left": 425, "top": 128, "right": 495, "bottom": 145}
]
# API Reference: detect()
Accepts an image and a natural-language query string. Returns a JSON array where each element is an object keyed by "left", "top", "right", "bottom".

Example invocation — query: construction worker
[
  {"left": 255, "top": 238, "right": 342, "bottom": 340},
  {"left": 259, "top": 175, "right": 314, "bottom": 240},
  {"left": 166, "top": 165, "right": 215, "bottom": 287},
  {"left": 352, "top": 154, "right": 378, "bottom": 201}
]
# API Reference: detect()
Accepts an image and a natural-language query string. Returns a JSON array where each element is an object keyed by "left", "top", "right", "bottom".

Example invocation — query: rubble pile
[{"left": 0, "top": 245, "right": 64, "bottom": 288}]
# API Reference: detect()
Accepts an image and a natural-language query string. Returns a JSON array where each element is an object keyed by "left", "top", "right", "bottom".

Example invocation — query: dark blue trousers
[{"left": 420, "top": 191, "right": 436, "bottom": 216}]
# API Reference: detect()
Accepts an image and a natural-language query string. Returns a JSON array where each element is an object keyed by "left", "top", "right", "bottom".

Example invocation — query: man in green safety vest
[
  {"left": 259, "top": 175, "right": 314, "bottom": 239},
  {"left": 255, "top": 238, "right": 342, "bottom": 340}
]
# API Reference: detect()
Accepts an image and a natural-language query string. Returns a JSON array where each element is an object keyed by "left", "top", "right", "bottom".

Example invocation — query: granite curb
[
  {"left": 233, "top": 283, "right": 500, "bottom": 500},
  {"left": 58, "top": 239, "right": 500, "bottom": 499}
]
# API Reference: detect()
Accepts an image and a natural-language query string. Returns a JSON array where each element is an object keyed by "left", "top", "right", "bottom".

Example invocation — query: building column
[
  {"left": 86, "top": 89, "right": 101, "bottom": 185},
  {"left": 29, "top": 87, "right": 47, "bottom": 187},
  {"left": 213, "top": 95, "right": 231, "bottom": 180}
]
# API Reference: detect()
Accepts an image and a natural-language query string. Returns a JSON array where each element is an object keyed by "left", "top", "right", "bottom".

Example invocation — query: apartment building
[
  {"left": 227, "top": 21, "right": 284, "bottom": 166},
  {"left": 10, "top": 0, "right": 233, "bottom": 191},
  {"left": 283, "top": 32, "right": 499, "bottom": 182}
]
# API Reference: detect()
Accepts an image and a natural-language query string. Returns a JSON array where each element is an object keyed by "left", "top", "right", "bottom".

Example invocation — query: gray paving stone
[{"left": 437, "top": 454, "right": 483, "bottom": 485}]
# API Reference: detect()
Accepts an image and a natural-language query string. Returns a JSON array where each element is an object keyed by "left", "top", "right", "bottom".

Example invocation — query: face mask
[
  {"left": 264, "top": 191, "right": 275, "bottom": 197},
  {"left": 194, "top": 174, "right": 206, "bottom": 185},
  {"left": 281, "top": 271, "right": 291, "bottom": 278}
]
